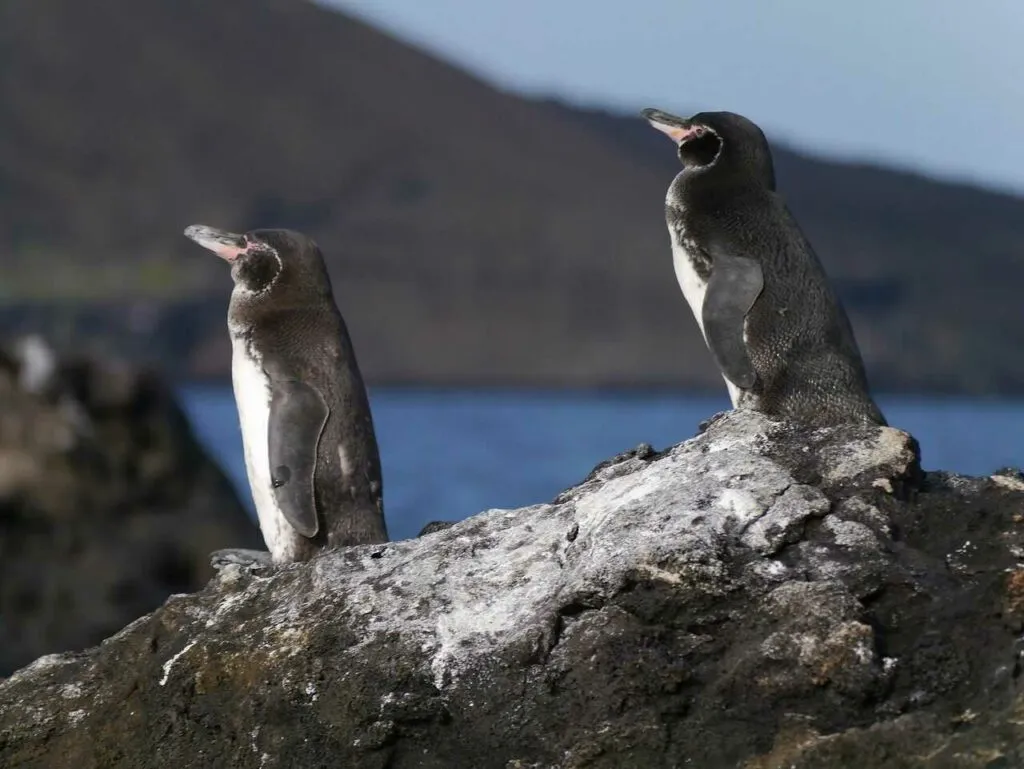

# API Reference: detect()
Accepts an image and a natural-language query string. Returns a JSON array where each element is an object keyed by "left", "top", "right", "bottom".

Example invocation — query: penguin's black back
[{"left": 676, "top": 179, "right": 886, "bottom": 426}]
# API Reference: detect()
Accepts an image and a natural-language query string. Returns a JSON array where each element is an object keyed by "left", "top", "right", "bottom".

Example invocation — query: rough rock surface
[
  {"left": 0, "top": 336, "right": 261, "bottom": 676},
  {"left": 2, "top": 410, "right": 1023, "bottom": 768}
]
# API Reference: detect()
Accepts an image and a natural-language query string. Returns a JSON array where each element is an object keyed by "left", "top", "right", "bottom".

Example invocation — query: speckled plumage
[
  {"left": 187, "top": 226, "right": 387, "bottom": 563},
  {"left": 645, "top": 109, "right": 886, "bottom": 427}
]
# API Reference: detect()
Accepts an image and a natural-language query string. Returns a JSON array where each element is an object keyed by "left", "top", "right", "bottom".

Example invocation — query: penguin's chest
[
  {"left": 668, "top": 225, "right": 750, "bottom": 408},
  {"left": 669, "top": 231, "right": 710, "bottom": 335},
  {"left": 230, "top": 336, "right": 303, "bottom": 562}
]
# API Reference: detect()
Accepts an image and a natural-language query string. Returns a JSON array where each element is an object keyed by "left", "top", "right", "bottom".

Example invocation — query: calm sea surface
[{"left": 178, "top": 386, "right": 1024, "bottom": 541}]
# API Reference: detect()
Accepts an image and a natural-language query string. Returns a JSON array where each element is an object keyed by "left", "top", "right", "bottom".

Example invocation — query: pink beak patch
[
  {"left": 646, "top": 118, "right": 705, "bottom": 145},
  {"left": 183, "top": 225, "right": 249, "bottom": 262},
  {"left": 204, "top": 242, "right": 248, "bottom": 263}
]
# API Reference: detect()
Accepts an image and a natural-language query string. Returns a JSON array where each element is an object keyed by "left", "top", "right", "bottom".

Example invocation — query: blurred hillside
[{"left": 1, "top": 0, "right": 1023, "bottom": 392}]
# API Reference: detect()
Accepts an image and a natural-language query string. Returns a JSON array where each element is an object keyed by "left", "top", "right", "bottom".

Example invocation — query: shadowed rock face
[
  {"left": 0, "top": 337, "right": 261, "bottom": 676},
  {"left": 1, "top": 411, "right": 1023, "bottom": 768}
]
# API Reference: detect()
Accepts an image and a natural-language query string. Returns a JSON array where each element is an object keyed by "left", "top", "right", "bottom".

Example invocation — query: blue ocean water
[{"left": 178, "top": 386, "right": 1024, "bottom": 542}]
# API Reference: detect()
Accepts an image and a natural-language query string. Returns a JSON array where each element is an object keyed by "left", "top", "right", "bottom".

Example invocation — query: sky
[{"left": 325, "top": 0, "right": 1024, "bottom": 195}]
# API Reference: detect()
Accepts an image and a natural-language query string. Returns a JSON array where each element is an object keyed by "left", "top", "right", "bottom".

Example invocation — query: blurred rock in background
[{"left": 0, "top": 335, "right": 260, "bottom": 676}]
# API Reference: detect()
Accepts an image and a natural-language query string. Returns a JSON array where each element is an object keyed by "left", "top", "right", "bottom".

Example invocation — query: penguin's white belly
[
  {"left": 230, "top": 337, "right": 302, "bottom": 563},
  {"left": 669, "top": 234, "right": 745, "bottom": 408}
]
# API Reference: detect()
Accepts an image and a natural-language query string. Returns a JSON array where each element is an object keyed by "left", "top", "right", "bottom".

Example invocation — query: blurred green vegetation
[{"left": 0, "top": 257, "right": 198, "bottom": 302}]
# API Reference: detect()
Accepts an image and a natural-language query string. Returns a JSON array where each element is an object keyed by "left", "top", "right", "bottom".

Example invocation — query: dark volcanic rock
[
  {"left": 0, "top": 336, "right": 260, "bottom": 676},
  {"left": 2, "top": 411, "right": 1023, "bottom": 768}
]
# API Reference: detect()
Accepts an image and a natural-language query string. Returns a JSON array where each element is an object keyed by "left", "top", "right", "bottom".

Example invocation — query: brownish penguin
[
  {"left": 642, "top": 108, "right": 886, "bottom": 427},
  {"left": 184, "top": 225, "right": 387, "bottom": 567}
]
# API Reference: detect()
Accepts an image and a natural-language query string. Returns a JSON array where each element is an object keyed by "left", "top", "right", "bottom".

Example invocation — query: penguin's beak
[
  {"left": 642, "top": 108, "right": 702, "bottom": 144},
  {"left": 183, "top": 224, "right": 248, "bottom": 262}
]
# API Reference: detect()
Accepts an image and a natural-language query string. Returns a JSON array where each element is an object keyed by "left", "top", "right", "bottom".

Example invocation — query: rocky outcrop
[
  {"left": 0, "top": 336, "right": 261, "bottom": 676},
  {"left": 2, "top": 410, "right": 1023, "bottom": 768}
]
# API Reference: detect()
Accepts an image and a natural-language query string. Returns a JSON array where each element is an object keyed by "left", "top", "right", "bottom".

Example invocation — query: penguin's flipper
[
  {"left": 268, "top": 379, "right": 329, "bottom": 538},
  {"left": 701, "top": 251, "right": 764, "bottom": 390}
]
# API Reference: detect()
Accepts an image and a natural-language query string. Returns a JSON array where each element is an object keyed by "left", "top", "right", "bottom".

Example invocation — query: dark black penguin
[
  {"left": 184, "top": 225, "right": 387, "bottom": 566},
  {"left": 641, "top": 108, "right": 886, "bottom": 427}
]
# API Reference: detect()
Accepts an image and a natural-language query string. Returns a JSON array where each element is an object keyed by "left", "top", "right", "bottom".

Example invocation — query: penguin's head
[
  {"left": 184, "top": 225, "right": 333, "bottom": 307},
  {"left": 641, "top": 108, "right": 776, "bottom": 190}
]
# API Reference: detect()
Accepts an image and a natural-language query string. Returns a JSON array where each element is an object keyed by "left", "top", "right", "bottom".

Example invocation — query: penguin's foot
[{"left": 210, "top": 548, "right": 275, "bottom": 573}]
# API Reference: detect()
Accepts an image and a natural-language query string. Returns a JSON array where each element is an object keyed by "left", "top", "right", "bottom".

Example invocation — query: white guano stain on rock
[
  {"left": 67, "top": 709, "right": 87, "bottom": 726},
  {"left": 97, "top": 409, "right": 881, "bottom": 695},
  {"left": 824, "top": 517, "right": 880, "bottom": 549},
  {"left": 991, "top": 473, "right": 1024, "bottom": 492},
  {"left": 823, "top": 427, "right": 915, "bottom": 484},
  {"left": 61, "top": 683, "right": 83, "bottom": 699},
  {"left": 270, "top": 411, "right": 848, "bottom": 690},
  {"left": 159, "top": 640, "right": 197, "bottom": 686}
]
